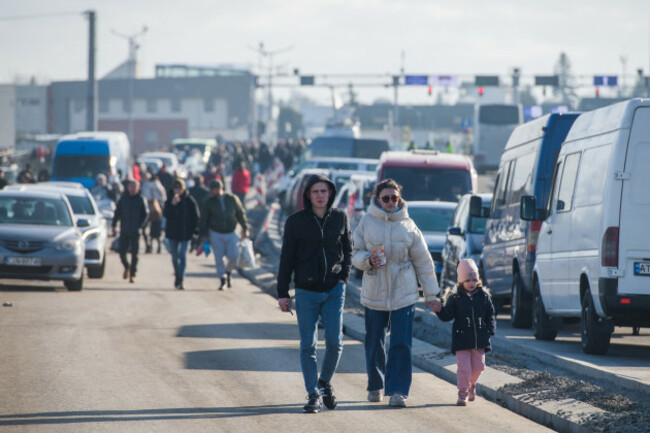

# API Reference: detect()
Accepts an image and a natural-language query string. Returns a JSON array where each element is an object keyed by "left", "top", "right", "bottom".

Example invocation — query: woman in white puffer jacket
[{"left": 352, "top": 178, "right": 440, "bottom": 408}]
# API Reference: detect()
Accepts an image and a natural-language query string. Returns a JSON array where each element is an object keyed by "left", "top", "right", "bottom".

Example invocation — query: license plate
[
  {"left": 634, "top": 262, "right": 650, "bottom": 276},
  {"left": 4, "top": 256, "right": 42, "bottom": 266}
]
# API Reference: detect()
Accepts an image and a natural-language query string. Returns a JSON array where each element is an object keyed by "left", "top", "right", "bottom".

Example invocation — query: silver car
[
  {"left": 6, "top": 182, "right": 109, "bottom": 279},
  {"left": 0, "top": 190, "right": 85, "bottom": 290}
]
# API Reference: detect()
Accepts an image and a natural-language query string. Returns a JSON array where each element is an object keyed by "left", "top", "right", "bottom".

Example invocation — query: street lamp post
[{"left": 112, "top": 26, "right": 147, "bottom": 155}]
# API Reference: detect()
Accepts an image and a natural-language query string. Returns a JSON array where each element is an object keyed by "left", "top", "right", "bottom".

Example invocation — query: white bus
[{"left": 473, "top": 103, "right": 523, "bottom": 172}]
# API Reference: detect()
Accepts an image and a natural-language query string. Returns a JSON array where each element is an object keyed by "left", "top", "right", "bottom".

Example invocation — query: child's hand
[{"left": 432, "top": 299, "right": 442, "bottom": 313}]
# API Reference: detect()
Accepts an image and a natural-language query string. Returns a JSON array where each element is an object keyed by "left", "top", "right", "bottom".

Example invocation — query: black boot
[
  {"left": 218, "top": 277, "right": 226, "bottom": 290},
  {"left": 226, "top": 272, "right": 232, "bottom": 288}
]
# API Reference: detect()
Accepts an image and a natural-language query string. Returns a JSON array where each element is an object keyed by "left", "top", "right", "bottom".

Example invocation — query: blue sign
[
  {"left": 460, "top": 117, "right": 472, "bottom": 128},
  {"left": 404, "top": 75, "right": 429, "bottom": 85},
  {"left": 594, "top": 75, "right": 618, "bottom": 86}
]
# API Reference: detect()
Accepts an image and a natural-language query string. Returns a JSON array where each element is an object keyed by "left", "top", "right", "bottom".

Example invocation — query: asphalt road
[{"left": 0, "top": 247, "right": 554, "bottom": 433}]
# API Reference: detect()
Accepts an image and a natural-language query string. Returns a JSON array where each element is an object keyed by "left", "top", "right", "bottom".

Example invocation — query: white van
[{"left": 520, "top": 98, "right": 650, "bottom": 355}]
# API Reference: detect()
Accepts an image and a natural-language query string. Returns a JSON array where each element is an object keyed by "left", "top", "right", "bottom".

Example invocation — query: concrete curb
[{"left": 239, "top": 205, "right": 605, "bottom": 433}]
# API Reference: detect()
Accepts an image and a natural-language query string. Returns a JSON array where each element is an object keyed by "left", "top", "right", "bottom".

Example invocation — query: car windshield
[
  {"left": 382, "top": 167, "right": 471, "bottom": 202},
  {"left": 0, "top": 196, "right": 73, "bottom": 226},
  {"left": 409, "top": 206, "right": 455, "bottom": 233},
  {"left": 66, "top": 195, "right": 95, "bottom": 215},
  {"left": 52, "top": 154, "right": 110, "bottom": 178}
]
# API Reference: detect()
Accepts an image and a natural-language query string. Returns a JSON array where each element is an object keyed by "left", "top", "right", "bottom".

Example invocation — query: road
[{"left": 0, "top": 247, "right": 554, "bottom": 433}]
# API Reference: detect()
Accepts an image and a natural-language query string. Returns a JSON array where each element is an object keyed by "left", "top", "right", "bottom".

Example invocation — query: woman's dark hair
[{"left": 374, "top": 178, "right": 402, "bottom": 197}]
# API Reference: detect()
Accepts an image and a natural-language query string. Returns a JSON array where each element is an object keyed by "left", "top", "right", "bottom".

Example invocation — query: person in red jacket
[{"left": 231, "top": 161, "right": 251, "bottom": 205}]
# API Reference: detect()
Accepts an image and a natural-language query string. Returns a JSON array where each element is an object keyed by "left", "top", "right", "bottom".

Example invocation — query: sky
[{"left": 1, "top": 0, "right": 649, "bottom": 105}]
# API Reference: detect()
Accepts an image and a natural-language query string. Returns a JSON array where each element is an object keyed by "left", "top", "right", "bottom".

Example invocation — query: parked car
[
  {"left": 407, "top": 201, "right": 456, "bottom": 281},
  {"left": 377, "top": 150, "right": 477, "bottom": 203},
  {"left": 138, "top": 152, "right": 186, "bottom": 178},
  {"left": 302, "top": 136, "right": 389, "bottom": 160},
  {"left": 136, "top": 157, "right": 164, "bottom": 175},
  {"left": 0, "top": 189, "right": 85, "bottom": 290},
  {"left": 272, "top": 157, "right": 378, "bottom": 203},
  {"left": 520, "top": 98, "right": 650, "bottom": 354},
  {"left": 440, "top": 193, "right": 492, "bottom": 292},
  {"left": 6, "top": 182, "right": 109, "bottom": 279},
  {"left": 474, "top": 112, "right": 580, "bottom": 327}
]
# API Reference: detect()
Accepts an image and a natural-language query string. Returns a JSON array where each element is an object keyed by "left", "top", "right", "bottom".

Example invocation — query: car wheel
[
  {"left": 510, "top": 270, "right": 532, "bottom": 329},
  {"left": 64, "top": 275, "right": 83, "bottom": 292},
  {"left": 87, "top": 255, "right": 106, "bottom": 279},
  {"left": 581, "top": 289, "right": 612, "bottom": 355},
  {"left": 532, "top": 280, "right": 558, "bottom": 341}
]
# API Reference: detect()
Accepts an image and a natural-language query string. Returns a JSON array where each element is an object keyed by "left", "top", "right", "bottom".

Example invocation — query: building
[{"left": 48, "top": 64, "right": 256, "bottom": 154}]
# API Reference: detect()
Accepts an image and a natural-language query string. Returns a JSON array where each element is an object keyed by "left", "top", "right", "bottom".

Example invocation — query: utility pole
[
  {"left": 112, "top": 26, "right": 147, "bottom": 155},
  {"left": 250, "top": 42, "right": 292, "bottom": 144},
  {"left": 512, "top": 67, "right": 520, "bottom": 105},
  {"left": 85, "top": 10, "right": 97, "bottom": 131},
  {"left": 392, "top": 50, "right": 404, "bottom": 146}
]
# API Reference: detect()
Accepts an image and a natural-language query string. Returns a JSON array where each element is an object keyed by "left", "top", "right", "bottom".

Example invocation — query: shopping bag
[{"left": 237, "top": 238, "right": 256, "bottom": 268}]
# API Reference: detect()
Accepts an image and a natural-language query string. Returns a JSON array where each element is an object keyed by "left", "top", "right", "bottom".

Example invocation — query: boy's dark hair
[{"left": 374, "top": 178, "right": 402, "bottom": 197}]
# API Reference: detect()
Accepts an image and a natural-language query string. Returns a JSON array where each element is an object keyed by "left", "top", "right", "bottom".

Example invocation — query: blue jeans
[
  {"left": 364, "top": 304, "right": 415, "bottom": 397},
  {"left": 295, "top": 282, "right": 346, "bottom": 395},
  {"left": 209, "top": 231, "right": 239, "bottom": 278},
  {"left": 169, "top": 239, "right": 189, "bottom": 281}
]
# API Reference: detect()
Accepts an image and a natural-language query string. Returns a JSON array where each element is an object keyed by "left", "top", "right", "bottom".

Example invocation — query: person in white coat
[{"left": 352, "top": 178, "right": 440, "bottom": 407}]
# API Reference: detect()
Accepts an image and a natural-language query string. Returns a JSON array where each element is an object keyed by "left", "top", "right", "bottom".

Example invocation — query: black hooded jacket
[
  {"left": 436, "top": 286, "right": 496, "bottom": 354},
  {"left": 163, "top": 189, "right": 200, "bottom": 241},
  {"left": 277, "top": 174, "right": 352, "bottom": 299}
]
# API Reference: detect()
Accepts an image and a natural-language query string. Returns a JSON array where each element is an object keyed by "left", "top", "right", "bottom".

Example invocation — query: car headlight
[
  {"left": 55, "top": 238, "right": 81, "bottom": 251},
  {"left": 83, "top": 229, "right": 100, "bottom": 242}
]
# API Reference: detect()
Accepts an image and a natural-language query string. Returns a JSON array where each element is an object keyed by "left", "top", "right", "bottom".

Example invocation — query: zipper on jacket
[
  {"left": 313, "top": 213, "right": 330, "bottom": 284},
  {"left": 471, "top": 297, "right": 478, "bottom": 349}
]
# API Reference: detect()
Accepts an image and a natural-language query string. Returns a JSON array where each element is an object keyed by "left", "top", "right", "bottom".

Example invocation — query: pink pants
[{"left": 456, "top": 349, "right": 485, "bottom": 399}]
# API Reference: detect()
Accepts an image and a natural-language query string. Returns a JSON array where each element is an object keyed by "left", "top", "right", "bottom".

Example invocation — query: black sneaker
[
  {"left": 218, "top": 277, "right": 225, "bottom": 290},
  {"left": 303, "top": 393, "right": 322, "bottom": 413},
  {"left": 318, "top": 379, "right": 337, "bottom": 410},
  {"left": 226, "top": 272, "right": 232, "bottom": 288}
]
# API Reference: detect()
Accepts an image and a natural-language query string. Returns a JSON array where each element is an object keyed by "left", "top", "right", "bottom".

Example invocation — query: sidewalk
[{"left": 239, "top": 204, "right": 609, "bottom": 433}]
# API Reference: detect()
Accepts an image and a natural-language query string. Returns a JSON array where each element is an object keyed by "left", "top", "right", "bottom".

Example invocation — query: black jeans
[{"left": 118, "top": 232, "right": 140, "bottom": 275}]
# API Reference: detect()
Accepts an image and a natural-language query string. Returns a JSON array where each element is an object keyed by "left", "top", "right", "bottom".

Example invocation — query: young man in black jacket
[
  {"left": 163, "top": 178, "right": 200, "bottom": 290},
  {"left": 277, "top": 173, "right": 352, "bottom": 413},
  {"left": 112, "top": 180, "right": 149, "bottom": 283}
]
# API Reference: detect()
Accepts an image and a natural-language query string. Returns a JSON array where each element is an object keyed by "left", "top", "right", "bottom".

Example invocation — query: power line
[{"left": 0, "top": 11, "right": 81, "bottom": 21}]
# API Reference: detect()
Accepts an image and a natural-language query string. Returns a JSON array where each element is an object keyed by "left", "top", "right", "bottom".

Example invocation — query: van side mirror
[
  {"left": 469, "top": 195, "right": 483, "bottom": 217},
  {"left": 556, "top": 200, "right": 565, "bottom": 211},
  {"left": 520, "top": 195, "right": 547, "bottom": 221},
  {"left": 77, "top": 218, "right": 90, "bottom": 228},
  {"left": 469, "top": 195, "right": 489, "bottom": 218},
  {"left": 447, "top": 226, "right": 462, "bottom": 237}
]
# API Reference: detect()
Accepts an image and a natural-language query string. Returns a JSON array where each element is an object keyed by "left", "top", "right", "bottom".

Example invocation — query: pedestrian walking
[
  {"left": 277, "top": 173, "right": 352, "bottom": 414},
  {"left": 163, "top": 178, "right": 200, "bottom": 290},
  {"left": 351, "top": 178, "right": 439, "bottom": 407},
  {"left": 432, "top": 258, "right": 496, "bottom": 406},
  {"left": 112, "top": 180, "right": 149, "bottom": 283},
  {"left": 199, "top": 179, "right": 248, "bottom": 290},
  {"left": 231, "top": 160, "right": 252, "bottom": 205},
  {"left": 188, "top": 175, "right": 209, "bottom": 252},
  {"left": 141, "top": 172, "right": 167, "bottom": 254}
]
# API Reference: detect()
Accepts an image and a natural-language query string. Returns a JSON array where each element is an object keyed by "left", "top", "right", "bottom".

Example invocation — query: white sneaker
[
  {"left": 389, "top": 393, "right": 407, "bottom": 407},
  {"left": 367, "top": 390, "right": 383, "bottom": 402}
]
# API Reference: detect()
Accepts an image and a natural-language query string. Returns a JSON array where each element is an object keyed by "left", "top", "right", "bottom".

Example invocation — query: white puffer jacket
[{"left": 352, "top": 199, "right": 440, "bottom": 311}]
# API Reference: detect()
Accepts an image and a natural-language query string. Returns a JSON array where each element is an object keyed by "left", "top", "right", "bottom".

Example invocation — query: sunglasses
[{"left": 380, "top": 195, "right": 400, "bottom": 204}]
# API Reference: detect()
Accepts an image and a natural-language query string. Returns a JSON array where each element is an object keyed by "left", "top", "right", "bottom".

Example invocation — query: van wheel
[
  {"left": 581, "top": 289, "right": 612, "bottom": 355},
  {"left": 64, "top": 276, "right": 83, "bottom": 292},
  {"left": 87, "top": 256, "right": 106, "bottom": 279},
  {"left": 532, "top": 280, "right": 558, "bottom": 341},
  {"left": 510, "top": 270, "right": 532, "bottom": 329}
]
